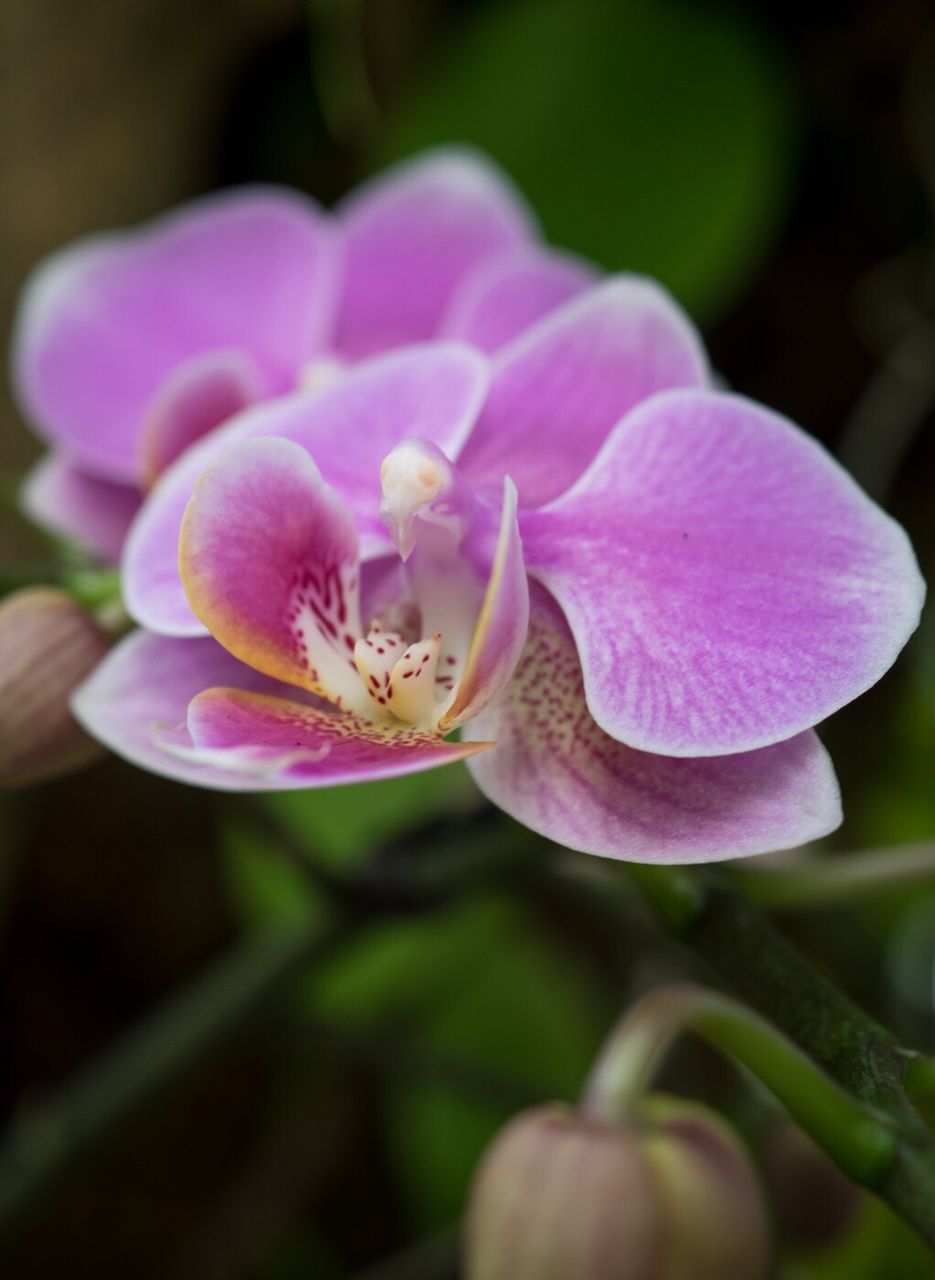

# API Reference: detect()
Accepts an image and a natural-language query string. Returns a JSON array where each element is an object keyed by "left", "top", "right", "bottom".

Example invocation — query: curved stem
[
  {"left": 533, "top": 855, "right": 935, "bottom": 1247},
  {"left": 733, "top": 842, "right": 935, "bottom": 911},
  {"left": 581, "top": 983, "right": 898, "bottom": 1186}
]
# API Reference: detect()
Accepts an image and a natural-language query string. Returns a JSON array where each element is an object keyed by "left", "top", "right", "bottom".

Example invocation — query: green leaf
[
  {"left": 220, "top": 765, "right": 480, "bottom": 930},
  {"left": 311, "top": 894, "right": 514, "bottom": 1025},
  {"left": 384, "top": 907, "right": 609, "bottom": 1227},
  {"left": 378, "top": 0, "right": 795, "bottom": 320},
  {"left": 221, "top": 818, "right": 326, "bottom": 930},
  {"left": 264, "top": 763, "right": 480, "bottom": 866}
]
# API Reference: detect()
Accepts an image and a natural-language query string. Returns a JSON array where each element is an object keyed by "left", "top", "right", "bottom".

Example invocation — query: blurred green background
[{"left": 1, "top": 0, "right": 934, "bottom": 1275}]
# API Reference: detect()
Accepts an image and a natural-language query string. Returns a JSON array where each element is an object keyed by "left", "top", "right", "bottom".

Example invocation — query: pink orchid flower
[
  {"left": 12, "top": 149, "right": 595, "bottom": 563},
  {"left": 73, "top": 278, "right": 925, "bottom": 863}
]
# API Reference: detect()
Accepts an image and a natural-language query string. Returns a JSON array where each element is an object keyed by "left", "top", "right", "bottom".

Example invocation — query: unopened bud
[
  {"left": 465, "top": 1096, "right": 769, "bottom": 1280},
  {"left": 0, "top": 588, "right": 110, "bottom": 787}
]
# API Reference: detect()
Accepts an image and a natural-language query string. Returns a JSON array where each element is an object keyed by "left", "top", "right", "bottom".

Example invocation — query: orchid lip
[{"left": 270, "top": 439, "right": 503, "bottom": 734}]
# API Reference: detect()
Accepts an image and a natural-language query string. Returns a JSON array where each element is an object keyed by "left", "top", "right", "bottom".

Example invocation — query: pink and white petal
[
  {"left": 440, "top": 246, "right": 599, "bottom": 353},
  {"left": 333, "top": 147, "right": 537, "bottom": 359},
  {"left": 167, "top": 686, "right": 492, "bottom": 787},
  {"left": 456, "top": 275, "right": 709, "bottom": 508},
  {"left": 123, "top": 345, "right": 488, "bottom": 636},
  {"left": 139, "top": 349, "right": 262, "bottom": 485},
  {"left": 12, "top": 187, "right": 338, "bottom": 483},
  {"left": 179, "top": 437, "right": 367, "bottom": 710},
  {"left": 522, "top": 390, "right": 927, "bottom": 758},
  {"left": 71, "top": 630, "right": 315, "bottom": 791},
  {"left": 439, "top": 479, "right": 529, "bottom": 730},
  {"left": 463, "top": 589, "right": 842, "bottom": 864},
  {"left": 22, "top": 453, "right": 141, "bottom": 563}
]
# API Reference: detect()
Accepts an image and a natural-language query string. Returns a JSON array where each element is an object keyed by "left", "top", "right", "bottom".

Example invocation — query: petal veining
[
  {"left": 456, "top": 275, "right": 709, "bottom": 507},
  {"left": 463, "top": 587, "right": 842, "bottom": 863},
  {"left": 179, "top": 436, "right": 368, "bottom": 712},
  {"left": 522, "top": 390, "right": 927, "bottom": 757}
]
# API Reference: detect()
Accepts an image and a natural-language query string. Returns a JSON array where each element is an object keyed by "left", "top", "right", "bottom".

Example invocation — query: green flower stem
[
  {"left": 732, "top": 842, "right": 935, "bottom": 911},
  {"left": 609, "top": 862, "right": 935, "bottom": 1247},
  {"left": 621, "top": 862, "right": 704, "bottom": 930},
  {"left": 581, "top": 982, "right": 898, "bottom": 1185}
]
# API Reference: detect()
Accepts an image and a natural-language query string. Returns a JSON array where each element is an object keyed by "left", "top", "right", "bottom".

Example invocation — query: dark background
[{"left": 1, "top": 1, "right": 934, "bottom": 1275}]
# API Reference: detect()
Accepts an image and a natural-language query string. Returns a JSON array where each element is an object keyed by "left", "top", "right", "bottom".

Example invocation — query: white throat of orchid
[{"left": 289, "top": 439, "right": 486, "bottom": 733}]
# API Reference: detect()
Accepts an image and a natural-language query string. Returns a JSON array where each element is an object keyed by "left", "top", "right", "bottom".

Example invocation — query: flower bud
[
  {"left": 465, "top": 1096, "right": 769, "bottom": 1280},
  {"left": 0, "top": 588, "right": 110, "bottom": 787}
]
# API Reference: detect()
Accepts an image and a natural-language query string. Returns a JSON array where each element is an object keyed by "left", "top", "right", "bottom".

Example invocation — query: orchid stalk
[{"left": 581, "top": 983, "right": 897, "bottom": 1185}]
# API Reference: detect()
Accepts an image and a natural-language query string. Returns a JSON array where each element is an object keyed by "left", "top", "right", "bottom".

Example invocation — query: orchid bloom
[
  {"left": 73, "top": 278, "right": 925, "bottom": 863},
  {"left": 12, "top": 149, "right": 595, "bottom": 563}
]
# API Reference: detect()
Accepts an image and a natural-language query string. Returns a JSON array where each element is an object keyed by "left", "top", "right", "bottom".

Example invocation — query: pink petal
[
  {"left": 139, "top": 349, "right": 261, "bottom": 485},
  {"left": 333, "top": 148, "right": 536, "bottom": 359},
  {"left": 464, "top": 588, "right": 842, "bottom": 863},
  {"left": 440, "top": 246, "right": 598, "bottom": 353},
  {"left": 439, "top": 479, "right": 529, "bottom": 731},
  {"left": 71, "top": 630, "right": 312, "bottom": 791},
  {"left": 179, "top": 437, "right": 367, "bottom": 710},
  {"left": 22, "top": 453, "right": 141, "bottom": 564},
  {"left": 174, "top": 686, "right": 493, "bottom": 786},
  {"left": 456, "top": 275, "right": 709, "bottom": 508},
  {"left": 13, "top": 187, "right": 338, "bottom": 483},
  {"left": 522, "top": 390, "right": 927, "bottom": 757},
  {"left": 123, "top": 344, "right": 488, "bottom": 636}
]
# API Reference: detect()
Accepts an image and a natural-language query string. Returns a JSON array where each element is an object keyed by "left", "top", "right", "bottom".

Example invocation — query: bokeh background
[{"left": 1, "top": 0, "right": 934, "bottom": 1275}]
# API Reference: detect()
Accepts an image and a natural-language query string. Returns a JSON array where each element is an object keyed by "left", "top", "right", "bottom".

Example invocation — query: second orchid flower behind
[
  {"left": 12, "top": 148, "right": 595, "bottom": 565},
  {"left": 73, "top": 259, "right": 925, "bottom": 862}
]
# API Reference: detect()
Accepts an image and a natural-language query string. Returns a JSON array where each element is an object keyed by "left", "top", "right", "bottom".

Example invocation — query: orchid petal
[
  {"left": 333, "top": 147, "right": 536, "bottom": 359},
  {"left": 139, "top": 349, "right": 261, "bottom": 485},
  {"left": 439, "top": 479, "right": 529, "bottom": 730},
  {"left": 71, "top": 630, "right": 312, "bottom": 791},
  {"left": 170, "top": 686, "right": 493, "bottom": 785},
  {"left": 522, "top": 390, "right": 927, "bottom": 757},
  {"left": 123, "top": 344, "right": 488, "bottom": 636},
  {"left": 440, "top": 246, "right": 598, "bottom": 353},
  {"left": 457, "top": 275, "right": 709, "bottom": 508},
  {"left": 12, "top": 188, "right": 338, "bottom": 482},
  {"left": 464, "top": 588, "right": 842, "bottom": 863},
  {"left": 179, "top": 437, "right": 367, "bottom": 711},
  {"left": 22, "top": 453, "right": 140, "bottom": 564}
]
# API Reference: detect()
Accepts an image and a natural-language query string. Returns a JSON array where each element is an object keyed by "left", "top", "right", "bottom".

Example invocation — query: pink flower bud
[
  {"left": 0, "top": 588, "right": 110, "bottom": 787},
  {"left": 465, "top": 1096, "right": 769, "bottom": 1280}
]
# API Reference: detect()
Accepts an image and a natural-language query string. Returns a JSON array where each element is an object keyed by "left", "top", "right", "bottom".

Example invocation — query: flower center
[{"left": 290, "top": 439, "right": 485, "bottom": 732}]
